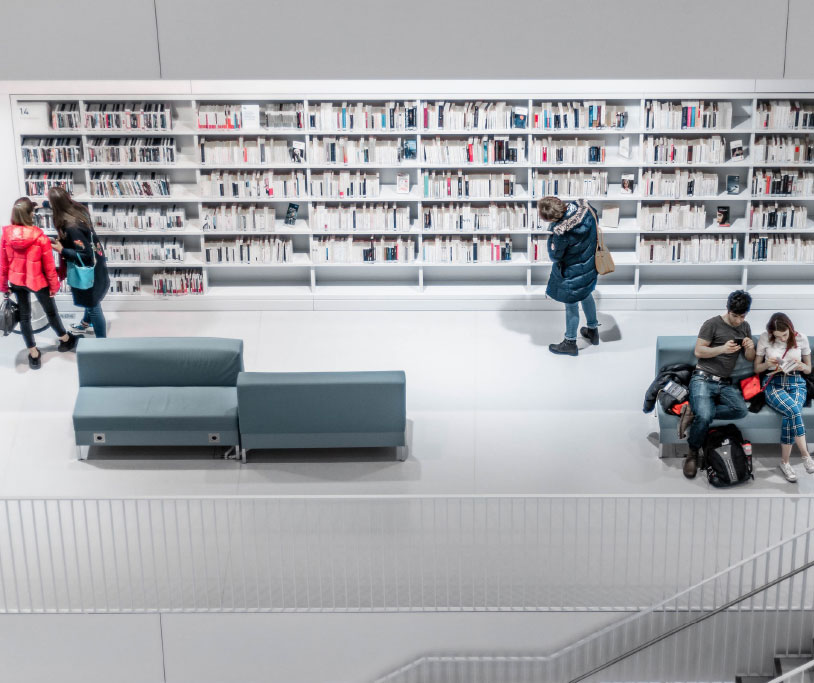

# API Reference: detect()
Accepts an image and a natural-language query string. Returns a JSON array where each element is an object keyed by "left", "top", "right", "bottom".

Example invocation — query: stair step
[
  {"left": 776, "top": 655, "right": 814, "bottom": 677},
  {"left": 736, "top": 677, "right": 773, "bottom": 683}
]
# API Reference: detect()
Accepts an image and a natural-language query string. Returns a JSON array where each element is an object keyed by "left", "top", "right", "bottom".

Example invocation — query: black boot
[
  {"left": 683, "top": 448, "right": 700, "bottom": 479},
  {"left": 580, "top": 326, "right": 599, "bottom": 345},
  {"left": 549, "top": 338, "right": 578, "bottom": 356}
]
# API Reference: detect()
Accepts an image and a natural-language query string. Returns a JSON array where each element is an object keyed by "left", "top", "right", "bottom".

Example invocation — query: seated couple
[{"left": 679, "top": 290, "right": 813, "bottom": 483}]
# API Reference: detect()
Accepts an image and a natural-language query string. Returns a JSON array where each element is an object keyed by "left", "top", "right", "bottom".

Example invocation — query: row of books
[
  {"left": 530, "top": 139, "right": 605, "bottom": 165},
  {"left": 200, "top": 171, "right": 307, "bottom": 199},
  {"left": 89, "top": 172, "right": 171, "bottom": 198},
  {"left": 200, "top": 138, "right": 301, "bottom": 165},
  {"left": 22, "top": 138, "right": 83, "bottom": 164},
  {"left": 749, "top": 203, "right": 808, "bottom": 229},
  {"left": 92, "top": 206, "right": 186, "bottom": 231},
  {"left": 308, "top": 171, "right": 380, "bottom": 199},
  {"left": 531, "top": 170, "right": 609, "bottom": 198},
  {"left": 756, "top": 102, "right": 814, "bottom": 131},
  {"left": 153, "top": 269, "right": 204, "bottom": 296},
  {"left": 530, "top": 237, "right": 551, "bottom": 262},
  {"left": 639, "top": 204, "right": 707, "bottom": 231},
  {"left": 50, "top": 103, "right": 81, "bottom": 130},
  {"left": 423, "top": 102, "right": 527, "bottom": 130},
  {"left": 196, "top": 104, "right": 305, "bottom": 130},
  {"left": 753, "top": 136, "right": 814, "bottom": 164},
  {"left": 308, "top": 102, "right": 418, "bottom": 131},
  {"left": 639, "top": 236, "right": 739, "bottom": 263},
  {"left": 84, "top": 103, "right": 172, "bottom": 131},
  {"left": 24, "top": 172, "right": 74, "bottom": 197},
  {"left": 108, "top": 271, "right": 143, "bottom": 294},
  {"left": 87, "top": 138, "right": 176, "bottom": 165},
  {"left": 749, "top": 236, "right": 814, "bottom": 262},
  {"left": 644, "top": 101, "right": 733, "bottom": 131},
  {"left": 421, "top": 137, "right": 525, "bottom": 165},
  {"left": 422, "top": 236, "right": 513, "bottom": 263},
  {"left": 533, "top": 102, "right": 628, "bottom": 130},
  {"left": 308, "top": 137, "right": 411, "bottom": 165},
  {"left": 643, "top": 136, "right": 727, "bottom": 164},
  {"left": 751, "top": 170, "right": 814, "bottom": 197},
  {"left": 641, "top": 170, "right": 719, "bottom": 198},
  {"left": 102, "top": 237, "right": 185, "bottom": 263},
  {"left": 422, "top": 172, "right": 519, "bottom": 198},
  {"left": 310, "top": 204, "right": 411, "bottom": 232},
  {"left": 311, "top": 236, "right": 416, "bottom": 263},
  {"left": 422, "top": 205, "right": 528, "bottom": 232},
  {"left": 203, "top": 238, "right": 293, "bottom": 264},
  {"left": 202, "top": 205, "right": 276, "bottom": 232}
]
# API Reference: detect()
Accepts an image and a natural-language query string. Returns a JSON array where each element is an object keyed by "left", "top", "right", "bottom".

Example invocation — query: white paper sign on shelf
[{"left": 241, "top": 104, "right": 261, "bottom": 130}]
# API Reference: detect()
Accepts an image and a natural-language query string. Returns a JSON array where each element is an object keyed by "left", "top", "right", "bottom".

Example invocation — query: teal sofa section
[
  {"left": 237, "top": 371, "right": 407, "bottom": 461},
  {"left": 73, "top": 337, "right": 243, "bottom": 458},
  {"left": 655, "top": 335, "right": 814, "bottom": 450}
]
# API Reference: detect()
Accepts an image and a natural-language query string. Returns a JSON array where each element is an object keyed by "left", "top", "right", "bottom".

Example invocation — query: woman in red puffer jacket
[{"left": 0, "top": 197, "right": 77, "bottom": 369}]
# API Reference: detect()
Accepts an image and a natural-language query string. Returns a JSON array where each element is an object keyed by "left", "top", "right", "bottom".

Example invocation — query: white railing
[
  {"left": 375, "top": 523, "right": 814, "bottom": 682},
  {"left": 769, "top": 658, "right": 814, "bottom": 683},
  {"left": 0, "top": 495, "right": 813, "bottom": 614}
]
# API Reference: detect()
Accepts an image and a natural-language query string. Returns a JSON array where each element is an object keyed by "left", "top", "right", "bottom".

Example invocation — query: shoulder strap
[{"left": 586, "top": 203, "right": 606, "bottom": 251}]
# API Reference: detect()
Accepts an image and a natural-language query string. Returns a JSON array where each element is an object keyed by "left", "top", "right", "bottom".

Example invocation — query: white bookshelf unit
[{"left": 9, "top": 82, "right": 814, "bottom": 311}]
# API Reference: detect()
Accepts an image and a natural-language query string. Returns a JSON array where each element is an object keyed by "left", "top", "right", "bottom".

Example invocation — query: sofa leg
[
  {"left": 223, "top": 445, "right": 239, "bottom": 460},
  {"left": 396, "top": 445, "right": 408, "bottom": 462},
  {"left": 241, "top": 448, "right": 247, "bottom": 464},
  {"left": 76, "top": 445, "right": 90, "bottom": 461}
]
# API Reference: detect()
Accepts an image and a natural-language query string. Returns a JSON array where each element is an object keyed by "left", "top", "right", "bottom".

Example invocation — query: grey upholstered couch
[
  {"left": 73, "top": 337, "right": 243, "bottom": 459},
  {"left": 237, "top": 370, "right": 407, "bottom": 462},
  {"left": 655, "top": 335, "right": 814, "bottom": 455}
]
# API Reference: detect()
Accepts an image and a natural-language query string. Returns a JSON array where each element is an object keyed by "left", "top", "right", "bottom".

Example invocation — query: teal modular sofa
[
  {"left": 655, "top": 335, "right": 814, "bottom": 455},
  {"left": 237, "top": 371, "right": 407, "bottom": 462},
  {"left": 73, "top": 337, "right": 243, "bottom": 459}
]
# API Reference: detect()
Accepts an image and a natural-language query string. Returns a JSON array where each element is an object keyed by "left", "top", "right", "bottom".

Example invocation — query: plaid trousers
[{"left": 765, "top": 374, "right": 807, "bottom": 444}]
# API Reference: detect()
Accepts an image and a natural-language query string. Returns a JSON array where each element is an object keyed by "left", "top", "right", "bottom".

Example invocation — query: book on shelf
[
  {"left": 422, "top": 236, "right": 513, "bottom": 263},
  {"left": 715, "top": 206, "right": 731, "bottom": 227},
  {"left": 644, "top": 100, "right": 733, "bottom": 130},
  {"left": 108, "top": 270, "right": 143, "bottom": 295},
  {"left": 25, "top": 171, "right": 74, "bottom": 197},
  {"left": 311, "top": 204, "right": 412, "bottom": 232},
  {"left": 639, "top": 203, "right": 706, "bottom": 231},
  {"left": 50, "top": 103, "right": 80, "bottom": 130},
  {"left": 22, "top": 137, "right": 83, "bottom": 164},
  {"left": 533, "top": 101, "right": 627, "bottom": 130},
  {"left": 512, "top": 107, "right": 528, "bottom": 129},
  {"left": 422, "top": 204, "right": 527, "bottom": 232},
  {"left": 530, "top": 237, "right": 551, "bottom": 262},
  {"left": 641, "top": 170, "right": 719, "bottom": 198},
  {"left": 90, "top": 171, "right": 171, "bottom": 198},
  {"left": 400, "top": 139, "right": 417, "bottom": 161},
  {"left": 753, "top": 135, "right": 814, "bottom": 164},
  {"left": 396, "top": 172, "right": 410, "bottom": 194},
  {"left": 153, "top": 269, "right": 204, "bottom": 296},
  {"left": 727, "top": 175, "right": 740, "bottom": 194},
  {"left": 422, "top": 136, "right": 526, "bottom": 165},
  {"left": 531, "top": 170, "right": 608, "bottom": 198},
  {"left": 749, "top": 202, "right": 808, "bottom": 229},
  {"left": 309, "top": 136, "right": 404, "bottom": 165},
  {"left": 284, "top": 203, "right": 299, "bottom": 226},
  {"left": 200, "top": 170, "right": 306, "bottom": 198},
  {"left": 730, "top": 139, "right": 745, "bottom": 162},
  {"left": 312, "top": 235, "right": 416, "bottom": 263},
  {"left": 309, "top": 101, "right": 418, "bottom": 132},
  {"left": 423, "top": 171, "right": 518, "bottom": 199},
  {"left": 531, "top": 138, "right": 606, "bottom": 164},
  {"left": 204, "top": 237, "right": 293, "bottom": 264},
  {"left": 756, "top": 101, "right": 814, "bottom": 130},
  {"left": 423, "top": 101, "right": 528, "bottom": 131},
  {"left": 87, "top": 137, "right": 176, "bottom": 164},
  {"left": 240, "top": 104, "right": 261, "bottom": 129},
  {"left": 643, "top": 135, "right": 725, "bottom": 164},
  {"left": 309, "top": 171, "right": 380, "bottom": 198},
  {"left": 200, "top": 137, "right": 299, "bottom": 165},
  {"left": 639, "top": 235, "right": 739, "bottom": 263},
  {"left": 202, "top": 204, "right": 272, "bottom": 232},
  {"left": 618, "top": 136, "right": 631, "bottom": 159},
  {"left": 264, "top": 103, "right": 305, "bottom": 129},
  {"left": 620, "top": 174, "right": 635, "bottom": 194},
  {"left": 289, "top": 140, "right": 305, "bottom": 163},
  {"left": 599, "top": 206, "right": 620, "bottom": 228},
  {"left": 92, "top": 205, "right": 185, "bottom": 231},
  {"left": 103, "top": 237, "right": 185, "bottom": 263},
  {"left": 84, "top": 103, "right": 172, "bottom": 131},
  {"left": 749, "top": 235, "right": 814, "bottom": 262},
  {"left": 751, "top": 170, "right": 814, "bottom": 197}
]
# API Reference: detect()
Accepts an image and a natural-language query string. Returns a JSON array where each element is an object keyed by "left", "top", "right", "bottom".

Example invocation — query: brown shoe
[
  {"left": 683, "top": 449, "right": 699, "bottom": 479},
  {"left": 677, "top": 402, "right": 694, "bottom": 440}
]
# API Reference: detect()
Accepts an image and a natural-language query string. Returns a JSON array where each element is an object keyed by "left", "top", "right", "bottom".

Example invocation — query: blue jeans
[
  {"left": 81, "top": 304, "right": 107, "bottom": 338},
  {"left": 687, "top": 374, "right": 748, "bottom": 451},
  {"left": 564, "top": 293, "right": 598, "bottom": 341}
]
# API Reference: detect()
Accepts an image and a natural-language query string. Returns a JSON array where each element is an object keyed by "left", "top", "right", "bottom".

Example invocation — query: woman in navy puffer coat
[{"left": 539, "top": 196, "right": 599, "bottom": 356}]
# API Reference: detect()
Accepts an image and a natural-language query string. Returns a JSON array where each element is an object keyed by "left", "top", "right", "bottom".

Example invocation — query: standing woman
[
  {"left": 754, "top": 312, "right": 813, "bottom": 482},
  {"left": 48, "top": 187, "right": 109, "bottom": 337},
  {"left": 0, "top": 197, "right": 78, "bottom": 368},
  {"left": 538, "top": 196, "right": 599, "bottom": 356}
]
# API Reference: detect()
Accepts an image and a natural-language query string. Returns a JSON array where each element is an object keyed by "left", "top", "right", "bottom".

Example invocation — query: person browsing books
[
  {"left": 538, "top": 196, "right": 599, "bottom": 356},
  {"left": 678, "top": 290, "right": 754, "bottom": 478},
  {"left": 48, "top": 187, "right": 109, "bottom": 338},
  {"left": 754, "top": 312, "right": 813, "bottom": 482},
  {"left": 0, "top": 197, "right": 78, "bottom": 368}
]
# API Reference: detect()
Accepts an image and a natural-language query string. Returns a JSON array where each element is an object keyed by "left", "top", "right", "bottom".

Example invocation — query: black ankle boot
[
  {"left": 549, "top": 338, "right": 578, "bottom": 356},
  {"left": 580, "top": 326, "right": 599, "bottom": 345}
]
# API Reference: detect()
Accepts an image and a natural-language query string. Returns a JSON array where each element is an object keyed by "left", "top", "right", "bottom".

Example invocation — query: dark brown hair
[
  {"left": 10, "top": 197, "right": 36, "bottom": 226},
  {"left": 767, "top": 312, "right": 797, "bottom": 350},
  {"left": 48, "top": 186, "right": 90, "bottom": 232},
  {"left": 538, "top": 196, "right": 567, "bottom": 222}
]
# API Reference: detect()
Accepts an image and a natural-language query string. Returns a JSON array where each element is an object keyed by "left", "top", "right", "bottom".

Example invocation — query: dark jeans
[
  {"left": 81, "top": 304, "right": 107, "bottom": 338},
  {"left": 687, "top": 374, "right": 748, "bottom": 451},
  {"left": 10, "top": 285, "right": 67, "bottom": 350}
]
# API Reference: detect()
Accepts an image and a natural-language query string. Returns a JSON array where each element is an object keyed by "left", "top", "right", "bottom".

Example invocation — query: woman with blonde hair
[{"left": 0, "top": 197, "right": 77, "bottom": 368}]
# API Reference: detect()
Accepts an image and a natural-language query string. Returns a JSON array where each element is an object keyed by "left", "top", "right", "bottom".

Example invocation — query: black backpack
[{"left": 704, "top": 424, "right": 753, "bottom": 487}]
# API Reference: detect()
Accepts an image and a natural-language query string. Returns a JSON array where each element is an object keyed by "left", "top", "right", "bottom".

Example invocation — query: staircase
[{"left": 737, "top": 651, "right": 814, "bottom": 682}]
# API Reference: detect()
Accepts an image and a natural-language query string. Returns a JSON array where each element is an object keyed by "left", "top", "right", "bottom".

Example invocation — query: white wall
[{"left": 0, "top": 0, "right": 808, "bottom": 80}]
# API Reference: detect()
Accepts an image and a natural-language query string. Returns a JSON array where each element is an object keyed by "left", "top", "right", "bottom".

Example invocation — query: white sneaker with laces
[
  {"left": 803, "top": 456, "right": 814, "bottom": 474},
  {"left": 780, "top": 462, "right": 798, "bottom": 482}
]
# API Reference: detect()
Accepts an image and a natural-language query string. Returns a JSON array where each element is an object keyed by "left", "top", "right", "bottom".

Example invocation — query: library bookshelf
[{"left": 9, "top": 81, "right": 814, "bottom": 311}]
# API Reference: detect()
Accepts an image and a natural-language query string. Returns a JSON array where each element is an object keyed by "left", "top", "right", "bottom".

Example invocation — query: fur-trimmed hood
[{"left": 551, "top": 200, "right": 589, "bottom": 235}]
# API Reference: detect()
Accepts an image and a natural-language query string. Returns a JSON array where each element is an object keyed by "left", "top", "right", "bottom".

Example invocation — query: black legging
[{"left": 10, "top": 285, "right": 67, "bottom": 350}]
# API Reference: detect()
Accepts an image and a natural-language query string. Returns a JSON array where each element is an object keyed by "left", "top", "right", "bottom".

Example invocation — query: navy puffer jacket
[{"left": 545, "top": 200, "right": 598, "bottom": 304}]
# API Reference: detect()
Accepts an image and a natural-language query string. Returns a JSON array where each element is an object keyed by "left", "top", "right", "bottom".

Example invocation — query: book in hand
[
  {"left": 620, "top": 173, "right": 635, "bottom": 194},
  {"left": 284, "top": 202, "right": 299, "bottom": 225},
  {"left": 726, "top": 174, "right": 740, "bottom": 194},
  {"left": 730, "top": 139, "right": 744, "bottom": 161},
  {"left": 715, "top": 206, "right": 730, "bottom": 227},
  {"left": 780, "top": 357, "right": 799, "bottom": 374}
]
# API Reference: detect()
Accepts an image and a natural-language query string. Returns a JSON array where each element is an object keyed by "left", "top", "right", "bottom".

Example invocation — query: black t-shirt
[{"left": 695, "top": 315, "right": 752, "bottom": 378}]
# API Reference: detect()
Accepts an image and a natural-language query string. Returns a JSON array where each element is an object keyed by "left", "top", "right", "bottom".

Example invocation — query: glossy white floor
[{"left": 1, "top": 304, "right": 814, "bottom": 497}]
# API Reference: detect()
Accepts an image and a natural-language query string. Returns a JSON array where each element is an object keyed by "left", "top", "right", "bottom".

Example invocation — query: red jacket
[{"left": 0, "top": 224, "right": 60, "bottom": 295}]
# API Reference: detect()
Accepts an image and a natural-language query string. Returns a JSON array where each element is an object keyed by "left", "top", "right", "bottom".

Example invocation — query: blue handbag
[{"left": 66, "top": 252, "right": 95, "bottom": 290}]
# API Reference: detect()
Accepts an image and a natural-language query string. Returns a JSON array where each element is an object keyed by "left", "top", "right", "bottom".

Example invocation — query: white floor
[{"left": 2, "top": 305, "right": 814, "bottom": 497}]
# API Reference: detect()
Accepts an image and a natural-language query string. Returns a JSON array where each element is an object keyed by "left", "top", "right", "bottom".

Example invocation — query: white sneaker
[
  {"left": 780, "top": 462, "right": 798, "bottom": 483},
  {"left": 803, "top": 455, "right": 814, "bottom": 474}
]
